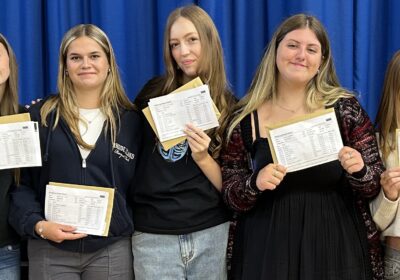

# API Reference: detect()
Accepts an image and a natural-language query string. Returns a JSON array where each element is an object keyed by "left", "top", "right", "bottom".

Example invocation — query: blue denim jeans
[
  {"left": 0, "top": 244, "right": 20, "bottom": 280},
  {"left": 132, "top": 222, "right": 229, "bottom": 280},
  {"left": 385, "top": 245, "right": 400, "bottom": 280}
]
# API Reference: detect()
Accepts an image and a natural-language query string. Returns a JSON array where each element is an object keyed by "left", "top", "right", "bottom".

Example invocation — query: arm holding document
[
  {"left": 336, "top": 106, "right": 370, "bottom": 176},
  {"left": 379, "top": 166, "right": 400, "bottom": 203},
  {"left": 255, "top": 163, "right": 287, "bottom": 191},
  {"left": 370, "top": 166, "right": 400, "bottom": 232},
  {"left": 370, "top": 152, "right": 400, "bottom": 232},
  {"left": 335, "top": 97, "right": 384, "bottom": 198},
  {"left": 221, "top": 123, "right": 259, "bottom": 212},
  {"left": 184, "top": 123, "right": 223, "bottom": 191},
  {"left": 34, "top": 221, "right": 86, "bottom": 243},
  {"left": 221, "top": 119, "right": 287, "bottom": 212},
  {"left": 338, "top": 146, "right": 365, "bottom": 175},
  {"left": 11, "top": 180, "right": 87, "bottom": 243},
  {"left": 9, "top": 104, "right": 87, "bottom": 243}
]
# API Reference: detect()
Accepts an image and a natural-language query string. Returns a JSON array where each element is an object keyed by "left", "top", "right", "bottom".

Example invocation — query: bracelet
[{"left": 37, "top": 220, "right": 46, "bottom": 239}]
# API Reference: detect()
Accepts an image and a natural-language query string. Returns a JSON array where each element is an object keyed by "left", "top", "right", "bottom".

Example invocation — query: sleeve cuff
[
  {"left": 351, "top": 165, "right": 367, "bottom": 179},
  {"left": 371, "top": 189, "right": 399, "bottom": 231},
  {"left": 381, "top": 190, "right": 400, "bottom": 205},
  {"left": 25, "top": 214, "right": 45, "bottom": 239},
  {"left": 248, "top": 171, "right": 262, "bottom": 195}
]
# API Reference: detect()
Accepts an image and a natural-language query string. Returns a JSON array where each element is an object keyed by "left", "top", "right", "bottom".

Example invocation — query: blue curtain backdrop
[{"left": 0, "top": 0, "right": 399, "bottom": 120}]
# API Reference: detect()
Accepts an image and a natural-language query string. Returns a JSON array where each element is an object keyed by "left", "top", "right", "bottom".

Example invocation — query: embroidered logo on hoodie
[{"left": 113, "top": 143, "right": 135, "bottom": 162}]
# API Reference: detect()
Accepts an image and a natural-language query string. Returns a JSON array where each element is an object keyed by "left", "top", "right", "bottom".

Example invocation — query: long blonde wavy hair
[
  {"left": 40, "top": 24, "right": 134, "bottom": 149},
  {"left": 162, "top": 5, "right": 236, "bottom": 158},
  {"left": 0, "top": 34, "right": 20, "bottom": 183},
  {"left": 375, "top": 50, "right": 400, "bottom": 162},
  {"left": 227, "top": 14, "right": 352, "bottom": 139},
  {"left": 0, "top": 34, "right": 19, "bottom": 117}
]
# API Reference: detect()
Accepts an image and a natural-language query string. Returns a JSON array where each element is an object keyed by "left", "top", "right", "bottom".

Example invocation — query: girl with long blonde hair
[{"left": 9, "top": 24, "right": 141, "bottom": 279}]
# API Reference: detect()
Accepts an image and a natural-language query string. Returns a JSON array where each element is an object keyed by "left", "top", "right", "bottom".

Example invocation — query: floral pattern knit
[{"left": 221, "top": 97, "right": 384, "bottom": 280}]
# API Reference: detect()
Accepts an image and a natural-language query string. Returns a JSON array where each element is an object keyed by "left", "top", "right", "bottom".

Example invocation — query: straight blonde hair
[
  {"left": 40, "top": 24, "right": 134, "bottom": 149},
  {"left": 375, "top": 50, "right": 400, "bottom": 161},
  {"left": 227, "top": 14, "right": 352, "bottom": 140},
  {"left": 0, "top": 34, "right": 19, "bottom": 116},
  {"left": 0, "top": 34, "right": 20, "bottom": 183}
]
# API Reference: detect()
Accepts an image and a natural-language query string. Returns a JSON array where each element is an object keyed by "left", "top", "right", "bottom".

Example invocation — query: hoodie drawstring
[{"left": 43, "top": 110, "right": 56, "bottom": 162}]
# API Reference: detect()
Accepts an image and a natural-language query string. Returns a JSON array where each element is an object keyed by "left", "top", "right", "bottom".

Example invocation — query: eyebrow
[
  {"left": 170, "top": 32, "right": 199, "bottom": 41},
  {"left": 68, "top": 51, "right": 102, "bottom": 56},
  {"left": 286, "top": 39, "right": 320, "bottom": 47}
]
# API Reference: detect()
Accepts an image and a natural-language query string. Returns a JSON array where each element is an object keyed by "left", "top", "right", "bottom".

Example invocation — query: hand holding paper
[
  {"left": 338, "top": 146, "right": 365, "bottom": 174},
  {"left": 380, "top": 166, "right": 400, "bottom": 201},
  {"left": 255, "top": 163, "right": 287, "bottom": 191},
  {"left": 35, "top": 220, "right": 87, "bottom": 243},
  {"left": 184, "top": 123, "right": 211, "bottom": 162}
]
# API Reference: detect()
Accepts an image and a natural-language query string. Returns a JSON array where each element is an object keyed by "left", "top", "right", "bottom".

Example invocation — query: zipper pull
[{"left": 82, "top": 158, "right": 87, "bottom": 168}]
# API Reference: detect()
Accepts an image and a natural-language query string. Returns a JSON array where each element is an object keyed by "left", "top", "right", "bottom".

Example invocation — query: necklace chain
[
  {"left": 80, "top": 109, "right": 101, "bottom": 124},
  {"left": 276, "top": 102, "right": 302, "bottom": 113}
]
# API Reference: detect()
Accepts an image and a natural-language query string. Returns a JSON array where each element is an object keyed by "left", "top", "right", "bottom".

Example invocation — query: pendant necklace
[
  {"left": 79, "top": 109, "right": 102, "bottom": 137},
  {"left": 80, "top": 109, "right": 101, "bottom": 124}
]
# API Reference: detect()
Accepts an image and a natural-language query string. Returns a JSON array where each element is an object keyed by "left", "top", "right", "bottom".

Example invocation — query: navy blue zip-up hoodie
[{"left": 9, "top": 97, "right": 141, "bottom": 253}]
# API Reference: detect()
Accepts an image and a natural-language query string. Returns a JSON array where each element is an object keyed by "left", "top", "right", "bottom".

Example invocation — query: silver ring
[{"left": 348, "top": 151, "right": 352, "bottom": 159}]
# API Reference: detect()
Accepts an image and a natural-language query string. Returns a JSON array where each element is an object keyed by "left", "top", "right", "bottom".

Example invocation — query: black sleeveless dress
[{"left": 231, "top": 111, "right": 370, "bottom": 280}]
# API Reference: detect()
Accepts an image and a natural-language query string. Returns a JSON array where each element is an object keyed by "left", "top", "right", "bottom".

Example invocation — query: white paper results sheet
[
  {"left": 269, "top": 110, "right": 343, "bottom": 172},
  {"left": 0, "top": 121, "right": 42, "bottom": 170},
  {"left": 45, "top": 184, "right": 112, "bottom": 236},
  {"left": 148, "top": 84, "right": 219, "bottom": 142}
]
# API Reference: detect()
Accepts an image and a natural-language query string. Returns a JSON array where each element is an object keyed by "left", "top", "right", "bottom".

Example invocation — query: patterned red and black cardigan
[{"left": 221, "top": 97, "right": 384, "bottom": 280}]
